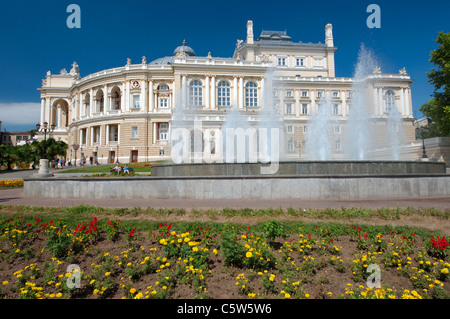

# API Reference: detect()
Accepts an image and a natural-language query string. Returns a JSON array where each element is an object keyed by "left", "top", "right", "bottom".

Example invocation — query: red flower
[{"left": 127, "top": 227, "right": 136, "bottom": 238}]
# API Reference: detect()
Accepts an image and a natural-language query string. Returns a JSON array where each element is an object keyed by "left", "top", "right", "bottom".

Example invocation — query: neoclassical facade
[{"left": 37, "top": 21, "right": 415, "bottom": 164}]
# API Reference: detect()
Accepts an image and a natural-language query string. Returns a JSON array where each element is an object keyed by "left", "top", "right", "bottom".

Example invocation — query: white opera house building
[{"left": 36, "top": 21, "right": 417, "bottom": 165}]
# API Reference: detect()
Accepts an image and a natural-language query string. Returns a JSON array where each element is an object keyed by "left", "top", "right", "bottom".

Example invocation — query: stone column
[
  {"left": 341, "top": 91, "right": 347, "bottom": 117},
  {"left": 172, "top": 80, "right": 176, "bottom": 109},
  {"left": 89, "top": 89, "right": 93, "bottom": 116},
  {"left": 108, "top": 94, "right": 112, "bottom": 113},
  {"left": 379, "top": 88, "right": 383, "bottom": 115},
  {"left": 149, "top": 80, "right": 154, "bottom": 112},
  {"left": 205, "top": 76, "right": 210, "bottom": 108},
  {"left": 239, "top": 76, "right": 244, "bottom": 108},
  {"left": 295, "top": 90, "right": 300, "bottom": 116},
  {"left": 77, "top": 93, "right": 81, "bottom": 119},
  {"left": 120, "top": 82, "right": 125, "bottom": 113},
  {"left": 106, "top": 124, "right": 109, "bottom": 145},
  {"left": 80, "top": 129, "right": 84, "bottom": 145},
  {"left": 311, "top": 91, "right": 316, "bottom": 115},
  {"left": 46, "top": 98, "right": 51, "bottom": 123},
  {"left": 140, "top": 80, "right": 146, "bottom": 111},
  {"left": 233, "top": 76, "right": 238, "bottom": 108},
  {"left": 40, "top": 99, "right": 45, "bottom": 126},
  {"left": 182, "top": 75, "right": 187, "bottom": 109},
  {"left": 211, "top": 76, "right": 216, "bottom": 109},
  {"left": 153, "top": 122, "right": 157, "bottom": 144},
  {"left": 56, "top": 105, "right": 61, "bottom": 128},
  {"left": 260, "top": 77, "right": 265, "bottom": 108},
  {"left": 373, "top": 87, "right": 378, "bottom": 116},
  {"left": 104, "top": 85, "right": 108, "bottom": 114},
  {"left": 406, "top": 88, "right": 411, "bottom": 116},
  {"left": 126, "top": 81, "right": 130, "bottom": 111}
]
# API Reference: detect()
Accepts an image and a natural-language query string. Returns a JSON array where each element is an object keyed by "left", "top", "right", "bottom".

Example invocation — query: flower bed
[
  {"left": 0, "top": 180, "right": 24, "bottom": 189},
  {"left": 0, "top": 216, "right": 448, "bottom": 299}
]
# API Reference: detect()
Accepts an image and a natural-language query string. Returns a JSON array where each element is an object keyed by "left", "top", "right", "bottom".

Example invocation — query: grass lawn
[{"left": 55, "top": 161, "right": 167, "bottom": 174}]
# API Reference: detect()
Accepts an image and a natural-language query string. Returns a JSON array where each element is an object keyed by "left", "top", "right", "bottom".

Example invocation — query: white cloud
[{"left": 0, "top": 102, "right": 41, "bottom": 130}]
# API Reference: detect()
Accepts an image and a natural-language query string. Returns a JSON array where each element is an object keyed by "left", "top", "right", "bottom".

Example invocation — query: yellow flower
[
  {"left": 2, "top": 281, "right": 8, "bottom": 285},
  {"left": 246, "top": 252, "right": 253, "bottom": 258},
  {"left": 130, "top": 288, "right": 137, "bottom": 294},
  {"left": 213, "top": 249, "right": 218, "bottom": 255},
  {"left": 192, "top": 247, "right": 199, "bottom": 252},
  {"left": 105, "top": 272, "right": 111, "bottom": 277},
  {"left": 441, "top": 268, "right": 449, "bottom": 274},
  {"left": 56, "top": 293, "right": 62, "bottom": 298}
]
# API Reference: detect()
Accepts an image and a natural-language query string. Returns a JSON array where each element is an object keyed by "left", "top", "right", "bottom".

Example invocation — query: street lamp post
[
  {"left": 34, "top": 122, "right": 55, "bottom": 177},
  {"left": 414, "top": 118, "right": 431, "bottom": 159},
  {"left": 72, "top": 144, "right": 80, "bottom": 167}
]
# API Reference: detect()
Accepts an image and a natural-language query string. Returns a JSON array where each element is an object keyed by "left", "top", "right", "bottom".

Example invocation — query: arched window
[
  {"left": 217, "top": 81, "right": 230, "bottom": 106},
  {"left": 245, "top": 82, "right": 258, "bottom": 107},
  {"left": 111, "top": 86, "right": 121, "bottom": 110},
  {"left": 84, "top": 93, "right": 90, "bottom": 116},
  {"left": 96, "top": 89, "right": 104, "bottom": 113},
  {"left": 158, "top": 83, "right": 169, "bottom": 91},
  {"left": 385, "top": 90, "right": 395, "bottom": 113},
  {"left": 189, "top": 80, "right": 203, "bottom": 106}
]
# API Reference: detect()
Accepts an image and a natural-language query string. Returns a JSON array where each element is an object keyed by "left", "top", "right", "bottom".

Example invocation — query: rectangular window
[
  {"left": 133, "top": 95, "right": 140, "bottom": 109},
  {"left": 317, "top": 91, "right": 324, "bottom": 98},
  {"left": 296, "top": 57, "right": 305, "bottom": 66},
  {"left": 245, "top": 83, "right": 258, "bottom": 107},
  {"left": 287, "top": 126, "right": 293, "bottom": 134},
  {"left": 301, "top": 91, "right": 308, "bottom": 97},
  {"left": 334, "top": 125, "right": 341, "bottom": 134},
  {"left": 332, "top": 91, "right": 339, "bottom": 98},
  {"left": 336, "top": 140, "right": 341, "bottom": 152},
  {"left": 159, "top": 123, "right": 168, "bottom": 140},
  {"left": 302, "top": 104, "right": 308, "bottom": 115},
  {"left": 288, "top": 140, "right": 294, "bottom": 152},
  {"left": 131, "top": 126, "right": 138, "bottom": 139},
  {"left": 159, "top": 98, "right": 168, "bottom": 108},
  {"left": 303, "top": 126, "right": 308, "bottom": 133},
  {"left": 277, "top": 57, "right": 286, "bottom": 66},
  {"left": 286, "top": 103, "right": 292, "bottom": 115},
  {"left": 286, "top": 90, "right": 293, "bottom": 97},
  {"left": 333, "top": 104, "right": 339, "bottom": 115}
]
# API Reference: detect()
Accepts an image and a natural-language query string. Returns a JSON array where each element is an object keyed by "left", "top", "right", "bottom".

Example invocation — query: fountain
[{"left": 24, "top": 44, "right": 449, "bottom": 201}]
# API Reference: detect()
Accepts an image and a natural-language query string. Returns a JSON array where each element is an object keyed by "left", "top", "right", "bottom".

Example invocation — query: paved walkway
[{"left": 1, "top": 186, "right": 450, "bottom": 210}]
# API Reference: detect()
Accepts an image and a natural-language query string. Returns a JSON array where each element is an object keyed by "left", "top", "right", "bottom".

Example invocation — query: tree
[
  {"left": 45, "top": 138, "right": 68, "bottom": 159},
  {"left": 419, "top": 31, "right": 450, "bottom": 136}
]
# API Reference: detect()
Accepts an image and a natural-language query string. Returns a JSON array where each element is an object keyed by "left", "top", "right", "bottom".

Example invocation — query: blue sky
[{"left": 0, "top": 0, "right": 448, "bottom": 131}]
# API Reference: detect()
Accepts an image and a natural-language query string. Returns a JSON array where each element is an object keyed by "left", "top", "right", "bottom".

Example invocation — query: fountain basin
[{"left": 151, "top": 161, "right": 446, "bottom": 177}]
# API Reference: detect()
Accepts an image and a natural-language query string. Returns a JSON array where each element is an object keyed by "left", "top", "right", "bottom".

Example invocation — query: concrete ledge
[{"left": 24, "top": 174, "right": 450, "bottom": 200}]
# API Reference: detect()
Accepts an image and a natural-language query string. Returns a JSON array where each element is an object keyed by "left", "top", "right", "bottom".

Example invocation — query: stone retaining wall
[{"left": 24, "top": 174, "right": 450, "bottom": 200}]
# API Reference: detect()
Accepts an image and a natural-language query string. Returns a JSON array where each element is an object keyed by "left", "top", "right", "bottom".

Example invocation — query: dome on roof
[{"left": 173, "top": 40, "right": 196, "bottom": 57}]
